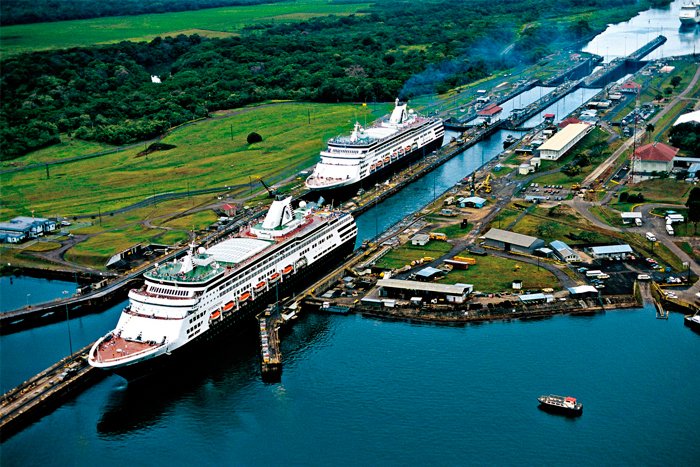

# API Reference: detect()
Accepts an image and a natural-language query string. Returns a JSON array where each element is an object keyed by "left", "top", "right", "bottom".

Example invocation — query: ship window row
[
  {"left": 148, "top": 286, "right": 190, "bottom": 297},
  {"left": 188, "top": 310, "right": 206, "bottom": 324}
]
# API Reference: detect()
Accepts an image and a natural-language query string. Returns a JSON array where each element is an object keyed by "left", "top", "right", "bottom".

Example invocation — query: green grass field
[
  {"left": 0, "top": 0, "right": 370, "bottom": 55},
  {"left": 374, "top": 242, "right": 453, "bottom": 270},
  {"left": 443, "top": 255, "right": 559, "bottom": 292},
  {"left": 1, "top": 102, "right": 377, "bottom": 219}
]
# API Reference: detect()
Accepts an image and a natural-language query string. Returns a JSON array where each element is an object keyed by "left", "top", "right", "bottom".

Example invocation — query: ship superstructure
[
  {"left": 305, "top": 99, "right": 444, "bottom": 194},
  {"left": 89, "top": 197, "right": 357, "bottom": 379},
  {"left": 679, "top": 1, "right": 700, "bottom": 24}
]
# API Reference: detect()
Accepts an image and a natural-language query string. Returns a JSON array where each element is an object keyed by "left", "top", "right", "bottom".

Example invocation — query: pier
[
  {"left": 0, "top": 344, "right": 103, "bottom": 441},
  {"left": 258, "top": 307, "right": 282, "bottom": 382}
]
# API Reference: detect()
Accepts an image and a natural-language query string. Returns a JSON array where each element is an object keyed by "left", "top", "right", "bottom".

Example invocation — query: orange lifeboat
[
  {"left": 239, "top": 292, "right": 251, "bottom": 302},
  {"left": 282, "top": 265, "right": 293, "bottom": 275},
  {"left": 255, "top": 281, "right": 266, "bottom": 291},
  {"left": 384, "top": 156, "right": 390, "bottom": 163},
  {"left": 223, "top": 301, "right": 234, "bottom": 312},
  {"left": 211, "top": 310, "right": 221, "bottom": 319},
  {"left": 269, "top": 272, "right": 280, "bottom": 283},
  {"left": 405, "top": 145, "right": 412, "bottom": 152}
]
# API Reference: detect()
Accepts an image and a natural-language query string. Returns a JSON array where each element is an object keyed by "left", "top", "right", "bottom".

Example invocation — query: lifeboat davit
[
  {"left": 269, "top": 272, "right": 281, "bottom": 283},
  {"left": 239, "top": 292, "right": 251, "bottom": 302},
  {"left": 211, "top": 310, "right": 221, "bottom": 320},
  {"left": 255, "top": 281, "right": 266, "bottom": 291},
  {"left": 223, "top": 301, "right": 234, "bottom": 312},
  {"left": 282, "top": 265, "right": 293, "bottom": 275}
]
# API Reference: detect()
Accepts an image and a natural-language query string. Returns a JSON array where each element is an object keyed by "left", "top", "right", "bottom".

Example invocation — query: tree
[
  {"left": 645, "top": 123, "right": 655, "bottom": 142},
  {"left": 670, "top": 75, "right": 682, "bottom": 88},
  {"left": 686, "top": 187, "right": 700, "bottom": 234},
  {"left": 619, "top": 191, "right": 629, "bottom": 203},
  {"left": 247, "top": 132, "right": 263, "bottom": 144}
]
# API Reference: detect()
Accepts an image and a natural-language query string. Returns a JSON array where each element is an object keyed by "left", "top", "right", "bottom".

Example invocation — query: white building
[{"left": 537, "top": 123, "right": 592, "bottom": 161}]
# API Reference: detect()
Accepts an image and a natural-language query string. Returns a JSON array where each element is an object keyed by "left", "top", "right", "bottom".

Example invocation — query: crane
[{"left": 257, "top": 177, "right": 278, "bottom": 198}]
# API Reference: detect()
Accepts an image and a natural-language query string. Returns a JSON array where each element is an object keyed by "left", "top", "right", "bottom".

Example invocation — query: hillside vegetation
[{"left": 0, "top": 0, "right": 669, "bottom": 160}]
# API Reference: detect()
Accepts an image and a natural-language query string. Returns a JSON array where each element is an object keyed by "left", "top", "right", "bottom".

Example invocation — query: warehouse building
[
  {"left": 0, "top": 217, "right": 57, "bottom": 243},
  {"left": 377, "top": 279, "right": 473, "bottom": 304},
  {"left": 482, "top": 228, "right": 544, "bottom": 254},
  {"left": 537, "top": 123, "right": 592, "bottom": 161},
  {"left": 586, "top": 244, "right": 634, "bottom": 260},
  {"left": 550, "top": 240, "right": 581, "bottom": 262}
]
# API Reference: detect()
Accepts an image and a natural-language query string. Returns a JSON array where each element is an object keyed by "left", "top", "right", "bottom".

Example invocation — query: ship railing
[
  {"left": 134, "top": 288, "right": 198, "bottom": 300},
  {"left": 93, "top": 336, "right": 165, "bottom": 363},
  {"left": 124, "top": 307, "right": 188, "bottom": 320},
  {"left": 328, "top": 116, "right": 439, "bottom": 147}
]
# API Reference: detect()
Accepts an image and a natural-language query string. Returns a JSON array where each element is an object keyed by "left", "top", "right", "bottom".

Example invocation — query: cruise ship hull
[
  {"left": 306, "top": 135, "right": 444, "bottom": 202},
  {"left": 109, "top": 235, "right": 357, "bottom": 382}
]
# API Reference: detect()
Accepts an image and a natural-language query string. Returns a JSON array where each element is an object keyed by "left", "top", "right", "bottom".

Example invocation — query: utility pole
[
  {"left": 45, "top": 163, "right": 50, "bottom": 179},
  {"left": 63, "top": 290, "right": 73, "bottom": 361}
]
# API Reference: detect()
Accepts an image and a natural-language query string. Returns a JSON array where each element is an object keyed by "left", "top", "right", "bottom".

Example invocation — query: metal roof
[
  {"left": 416, "top": 266, "right": 444, "bottom": 278},
  {"left": 484, "top": 228, "right": 541, "bottom": 248},
  {"left": 538, "top": 123, "right": 591, "bottom": 152},
  {"left": 567, "top": 285, "right": 598, "bottom": 294},
  {"left": 550, "top": 240, "right": 579, "bottom": 258},
  {"left": 589, "top": 244, "right": 633, "bottom": 255},
  {"left": 206, "top": 238, "right": 272, "bottom": 264},
  {"left": 378, "top": 279, "right": 472, "bottom": 295},
  {"left": 620, "top": 212, "right": 642, "bottom": 218},
  {"left": 518, "top": 293, "right": 553, "bottom": 302}
]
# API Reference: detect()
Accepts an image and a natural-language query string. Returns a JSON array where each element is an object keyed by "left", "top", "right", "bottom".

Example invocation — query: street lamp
[
  {"left": 63, "top": 290, "right": 73, "bottom": 360},
  {"left": 26, "top": 293, "right": 31, "bottom": 308}
]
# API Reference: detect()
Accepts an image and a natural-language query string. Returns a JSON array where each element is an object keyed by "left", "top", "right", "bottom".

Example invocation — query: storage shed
[
  {"left": 377, "top": 279, "right": 473, "bottom": 304},
  {"left": 586, "top": 244, "right": 633, "bottom": 260},
  {"left": 482, "top": 228, "right": 544, "bottom": 254},
  {"left": 550, "top": 240, "right": 581, "bottom": 262}
]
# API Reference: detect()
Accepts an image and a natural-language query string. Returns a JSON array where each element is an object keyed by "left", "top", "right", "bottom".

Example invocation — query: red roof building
[
  {"left": 477, "top": 103, "right": 503, "bottom": 117},
  {"left": 558, "top": 117, "right": 581, "bottom": 129},
  {"left": 634, "top": 142, "right": 679, "bottom": 162},
  {"left": 620, "top": 81, "right": 642, "bottom": 93},
  {"left": 632, "top": 142, "right": 679, "bottom": 181}
]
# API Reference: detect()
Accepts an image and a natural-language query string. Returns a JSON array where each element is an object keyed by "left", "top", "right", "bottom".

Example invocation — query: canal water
[
  {"left": 355, "top": 129, "right": 523, "bottom": 246},
  {"left": 0, "top": 275, "right": 78, "bottom": 312},
  {"left": 2, "top": 306, "right": 698, "bottom": 465},
  {"left": 520, "top": 87, "right": 602, "bottom": 128},
  {"left": 582, "top": 0, "right": 700, "bottom": 61},
  {"left": 466, "top": 86, "right": 556, "bottom": 125},
  {"left": 2, "top": 1, "right": 700, "bottom": 462}
]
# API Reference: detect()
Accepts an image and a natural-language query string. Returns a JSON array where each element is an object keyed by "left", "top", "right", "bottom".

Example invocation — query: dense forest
[
  {"left": 0, "top": 0, "right": 286, "bottom": 25},
  {"left": 0, "top": 0, "right": 671, "bottom": 159},
  {"left": 669, "top": 122, "right": 700, "bottom": 154}
]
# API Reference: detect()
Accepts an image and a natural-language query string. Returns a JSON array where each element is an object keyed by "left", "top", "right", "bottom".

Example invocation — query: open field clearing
[
  {"left": 0, "top": 0, "right": 370, "bottom": 55},
  {"left": 1, "top": 102, "right": 377, "bottom": 219}
]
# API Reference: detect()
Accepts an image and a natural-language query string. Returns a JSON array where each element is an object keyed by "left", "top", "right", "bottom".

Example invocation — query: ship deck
[{"left": 92, "top": 334, "right": 163, "bottom": 364}]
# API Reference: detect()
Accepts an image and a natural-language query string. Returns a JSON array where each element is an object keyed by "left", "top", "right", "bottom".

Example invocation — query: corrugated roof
[
  {"left": 484, "top": 228, "right": 541, "bottom": 248},
  {"left": 550, "top": 240, "right": 578, "bottom": 259},
  {"left": 538, "top": 123, "right": 591, "bottom": 152},
  {"left": 674, "top": 110, "right": 700, "bottom": 126},
  {"left": 634, "top": 142, "right": 679, "bottom": 162},
  {"left": 620, "top": 212, "right": 642, "bottom": 218},
  {"left": 378, "top": 279, "right": 471, "bottom": 295},
  {"left": 568, "top": 285, "right": 598, "bottom": 294},
  {"left": 589, "top": 244, "right": 633, "bottom": 255},
  {"left": 477, "top": 104, "right": 503, "bottom": 116}
]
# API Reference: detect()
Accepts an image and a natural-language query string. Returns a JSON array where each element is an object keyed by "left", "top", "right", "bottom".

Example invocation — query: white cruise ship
[
  {"left": 305, "top": 99, "right": 444, "bottom": 195},
  {"left": 89, "top": 197, "right": 357, "bottom": 380},
  {"left": 679, "top": 1, "right": 700, "bottom": 24}
]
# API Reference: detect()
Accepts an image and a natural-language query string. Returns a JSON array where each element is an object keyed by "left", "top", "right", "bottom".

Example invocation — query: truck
[
  {"left": 429, "top": 232, "right": 448, "bottom": 241},
  {"left": 634, "top": 218, "right": 642, "bottom": 226},
  {"left": 666, "top": 224, "right": 674, "bottom": 236},
  {"left": 586, "top": 270, "right": 604, "bottom": 278},
  {"left": 645, "top": 232, "right": 657, "bottom": 242}
]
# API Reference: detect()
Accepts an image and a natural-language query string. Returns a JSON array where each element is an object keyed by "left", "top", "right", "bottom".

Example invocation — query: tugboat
[
  {"left": 503, "top": 134, "right": 517, "bottom": 149},
  {"left": 537, "top": 394, "right": 583, "bottom": 416},
  {"left": 684, "top": 310, "right": 700, "bottom": 334}
]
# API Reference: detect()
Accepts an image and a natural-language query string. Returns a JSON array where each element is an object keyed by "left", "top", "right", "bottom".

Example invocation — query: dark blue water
[
  {"left": 0, "top": 275, "right": 78, "bottom": 312},
  {"left": 355, "top": 130, "right": 522, "bottom": 246},
  {"left": 1, "top": 307, "right": 698, "bottom": 465}
]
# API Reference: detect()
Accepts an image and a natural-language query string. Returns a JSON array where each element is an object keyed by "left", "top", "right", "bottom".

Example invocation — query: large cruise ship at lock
[
  {"left": 89, "top": 197, "right": 357, "bottom": 380},
  {"left": 305, "top": 99, "right": 444, "bottom": 196}
]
